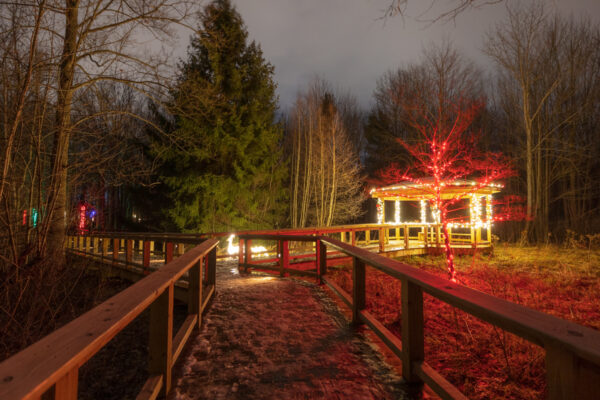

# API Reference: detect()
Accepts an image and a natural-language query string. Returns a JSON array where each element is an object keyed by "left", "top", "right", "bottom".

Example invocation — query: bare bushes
[{"left": 0, "top": 257, "right": 128, "bottom": 361}]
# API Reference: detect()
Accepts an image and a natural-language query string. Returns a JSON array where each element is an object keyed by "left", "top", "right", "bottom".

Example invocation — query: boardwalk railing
[
  {"left": 240, "top": 234, "right": 600, "bottom": 400},
  {"left": 0, "top": 239, "right": 218, "bottom": 400},
  {"left": 68, "top": 222, "right": 490, "bottom": 266}
]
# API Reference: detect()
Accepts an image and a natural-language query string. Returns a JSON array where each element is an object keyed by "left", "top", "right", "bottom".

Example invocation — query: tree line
[{"left": 1, "top": 0, "right": 599, "bottom": 273}]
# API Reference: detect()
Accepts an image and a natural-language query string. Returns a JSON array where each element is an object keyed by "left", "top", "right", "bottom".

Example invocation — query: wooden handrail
[
  {"left": 0, "top": 239, "right": 219, "bottom": 400},
  {"left": 320, "top": 237, "right": 600, "bottom": 399},
  {"left": 237, "top": 232, "right": 600, "bottom": 399},
  {"left": 322, "top": 237, "right": 600, "bottom": 363}
]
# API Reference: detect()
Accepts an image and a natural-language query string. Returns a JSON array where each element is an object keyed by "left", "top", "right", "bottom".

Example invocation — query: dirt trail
[{"left": 169, "top": 260, "right": 409, "bottom": 400}]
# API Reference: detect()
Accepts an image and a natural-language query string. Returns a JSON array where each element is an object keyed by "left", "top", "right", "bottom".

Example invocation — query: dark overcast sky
[{"left": 176, "top": 0, "right": 600, "bottom": 111}]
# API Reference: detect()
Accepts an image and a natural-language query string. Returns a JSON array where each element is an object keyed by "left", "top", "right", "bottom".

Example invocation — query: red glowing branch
[{"left": 376, "top": 96, "right": 515, "bottom": 281}]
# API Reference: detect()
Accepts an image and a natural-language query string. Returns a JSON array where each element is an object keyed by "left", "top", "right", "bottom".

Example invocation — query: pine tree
[{"left": 156, "top": 0, "right": 286, "bottom": 233}]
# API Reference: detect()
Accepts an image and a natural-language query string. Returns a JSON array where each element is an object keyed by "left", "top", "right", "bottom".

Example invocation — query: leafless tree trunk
[
  {"left": 288, "top": 78, "right": 364, "bottom": 228},
  {"left": 486, "top": 2, "right": 600, "bottom": 241}
]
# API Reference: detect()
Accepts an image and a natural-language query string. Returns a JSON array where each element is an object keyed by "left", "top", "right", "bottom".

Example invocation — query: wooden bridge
[{"left": 1, "top": 224, "right": 599, "bottom": 399}]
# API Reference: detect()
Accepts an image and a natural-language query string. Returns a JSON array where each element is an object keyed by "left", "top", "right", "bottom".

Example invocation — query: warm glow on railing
[{"left": 227, "top": 234, "right": 267, "bottom": 255}]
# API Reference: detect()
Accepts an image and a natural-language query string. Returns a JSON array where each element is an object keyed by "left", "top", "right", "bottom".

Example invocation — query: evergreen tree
[{"left": 155, "top": 0, "right": 286, "bottom": 232}]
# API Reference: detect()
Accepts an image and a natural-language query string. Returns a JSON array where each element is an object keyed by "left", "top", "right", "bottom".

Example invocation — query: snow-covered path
[{"left": 169, "top": 260, "right": 409, "bottom": 399}]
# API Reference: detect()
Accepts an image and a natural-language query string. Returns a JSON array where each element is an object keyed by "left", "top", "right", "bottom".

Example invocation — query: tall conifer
[{"left": 157, "top": 0, "right": 286, "bottom": 232}]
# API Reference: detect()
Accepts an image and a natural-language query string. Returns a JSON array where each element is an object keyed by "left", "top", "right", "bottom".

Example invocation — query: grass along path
[{"left": 328, "top": 245, "right": 600, "bottom": 399}]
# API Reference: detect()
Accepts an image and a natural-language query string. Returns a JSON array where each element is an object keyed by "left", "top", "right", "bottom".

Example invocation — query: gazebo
[{"left": 369, "top": 180, "right": 503, "bottom": 248}]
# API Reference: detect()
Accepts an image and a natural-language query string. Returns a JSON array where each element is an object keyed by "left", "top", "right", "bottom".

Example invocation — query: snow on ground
[{"left": 169, "top": 260, "right": 409, "bottom": 399}]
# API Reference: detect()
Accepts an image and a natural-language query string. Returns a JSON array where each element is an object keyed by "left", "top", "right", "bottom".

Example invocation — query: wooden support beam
[
  {"left": 206, "top": 247, "right": 216, "bottom": 286},
  {"left": 102, "top": 238, "right": 109, "bottom": 259},
  {"left": 238, "top": 239, "right": 244, "bottom": 269},
  {"left": 546, "top": 344, "right": 600, "bottom": 400},
  {"left": 244, "top": 239, "right": 252, "bottom": 272},
  {"left": 143, "top": 241, "right": 151, "bottom": 275},
  {"left": 93, "top": 237, "right": 99, "bottom": 254},
  {"left": 379, "top": 227, "right": 385, "bottom": 253},
  {"left": 149, "top": 284, "right": 173, "bottom": 396},
  {"left": 352, "top": 257, "right": 366, "bottom": 326},
  {"left": 164, "top": 242, "right": 173, "bottom": 264},
  {"left": 351, "top": 230, "right": 356, "bottom": 246},
  {"left": 54, "top": 368, "right": 78, "bottom": 400},
  {"left": 188, "top": 260, "right": 202, "bottom": 329},
  {"left": 401, "top": 279, "right": 424, "bottom": 384},
  {"left": 126, "top": 239, "right": 133, "bottom": 264},
  {"left": 112, "top": 238, "right": 119, "bottom": 265},
  {"left": 404, "top": 225, "right": 409, "bottom": 249},
  {"left": 278, "top": 240, "right": 289, "bottom": 277},
  {"left": 318, "top": 240, "right": 327, "bottom": 284}
]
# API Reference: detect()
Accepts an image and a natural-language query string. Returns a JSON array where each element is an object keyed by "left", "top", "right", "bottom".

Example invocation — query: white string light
[
  {"left": 377, "top": 198, "right": 384, "bottom": 224},
  {"left": 394, "top": 200, "right": 401, "bottom": 224}
]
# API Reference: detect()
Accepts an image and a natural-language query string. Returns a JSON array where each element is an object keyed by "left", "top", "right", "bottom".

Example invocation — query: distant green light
[{"left": 31, "top": 208, "right": 38, "bottom": 228}]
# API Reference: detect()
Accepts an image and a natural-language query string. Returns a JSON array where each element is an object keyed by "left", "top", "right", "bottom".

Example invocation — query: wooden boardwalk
[
  {"left": 3, "top": 230, "right": 600, "bottom": 400},
  {"left": 169, "top": 260, "right": 409, "bottom": 400}
]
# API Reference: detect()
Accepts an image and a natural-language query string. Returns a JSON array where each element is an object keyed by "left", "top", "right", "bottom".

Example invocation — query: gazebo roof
[{"left": 369, "top": 179, "right": 503, "bottom": 201}]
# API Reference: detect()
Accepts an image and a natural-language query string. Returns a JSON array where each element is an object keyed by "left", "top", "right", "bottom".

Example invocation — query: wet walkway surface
[{"left": 169, "top": 260, "right": 409, "bottom": 400}]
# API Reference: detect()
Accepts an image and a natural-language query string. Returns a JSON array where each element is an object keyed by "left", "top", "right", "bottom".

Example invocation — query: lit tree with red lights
[{"left": 377, "top": 97, "right": 514, "bottom": 281}]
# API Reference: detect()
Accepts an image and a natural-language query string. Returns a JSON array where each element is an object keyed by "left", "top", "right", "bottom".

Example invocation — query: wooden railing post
[
  {"left": 318, "top": 239, "right": 327, "bottom": 284},
  {"left": 112, "top": 238, "right": 119, "bottom": 265},
  {"left": 126, "top": 239, "right": 133, "bottom": 265},
  {"left": 143, "top": 240, "right": 151, "bottom": 275},
  {"left": 102, "top": 237, "right": 109, "bottom": 260},
  {"left": 351, "top": 230, "right": 356, "bottom": 246},
  {"left": 424, "top": 226, "right": 429, "bottom": 248},
  {"left": 238, "top": 238, "right": 245, "bottom": 269},
  {"left": 352, "top": 257, "right": 366, "bottom": 326},
  {"left": 401, "top": 279, "right": 424, "bottom": 384},
  {"left": 188, "top": 259, "right": 203, "bottom": 329},
  {"left": 404, "top": 225, "right": 410, "bottom": 249},
  {"left": 379, "top": 227, "right": 385, "bottom": 253},
  {"left": 164, "top": 242, "right": 174, "bottom": 264},
  {"left": 177, "top": 243, "right": 185, "bottom": 256},
  {"left": 278, "top": 240, "right": 286, "bottom": 277},
  {"left": 436, "top": 225, "right": 441, "bottom": 247},
  {"left": 545, "top": 344, "right": 600, "bottom": 400},
  {"left": 365, "top": 229, "right": 371, "bottom": 244},
  {"left": 85, "top": 236, "right": 91, "bottom": 253},
  {"left": 54, "top": 368, "right": 78, "bottom": 400},
  {"left": 244, "top": 239, "right": 252, "bottom": 272},
  {"left": 93, "top": 237, "right": 99, "bottom": 254},
  {"left": 149, "top": 284, "right": 173, "bottom": 396},
  {"left": 207, "top": 247, "right": 216, "bottom": 286}
]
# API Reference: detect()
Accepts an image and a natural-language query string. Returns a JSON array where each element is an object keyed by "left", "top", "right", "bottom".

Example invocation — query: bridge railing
[
  {"left": 0, "top": 239, "right": 219, "bottom": 400},
  {"left": 69, "top": 222, "right": 490, "bottom": 266},
  {"left": 239, "top": 233, "right": 600, "bottom": 400}
]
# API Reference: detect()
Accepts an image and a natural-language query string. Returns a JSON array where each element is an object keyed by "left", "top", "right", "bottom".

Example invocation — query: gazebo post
[
  {"left": 486, "top": 194, "right": 493, "bottom": 243},
  {"left": 420, "top": 200, "right": 427, "bottom": 241},
  {"left": 394, "top": 199, "right": 401, "bottom": 240},
  {"left": 376, "top": 198, "right": 385, "bottom": 224}
]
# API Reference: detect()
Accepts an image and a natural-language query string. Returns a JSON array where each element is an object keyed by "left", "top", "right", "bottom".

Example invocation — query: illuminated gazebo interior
[{"left": 369, "top": 180, "right": 503, "bottom": 246}]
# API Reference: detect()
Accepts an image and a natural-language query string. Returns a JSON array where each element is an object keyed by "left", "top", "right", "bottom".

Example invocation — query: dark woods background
[{"left": 1, "top": 0, "right": 599, "bottom": 269}]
